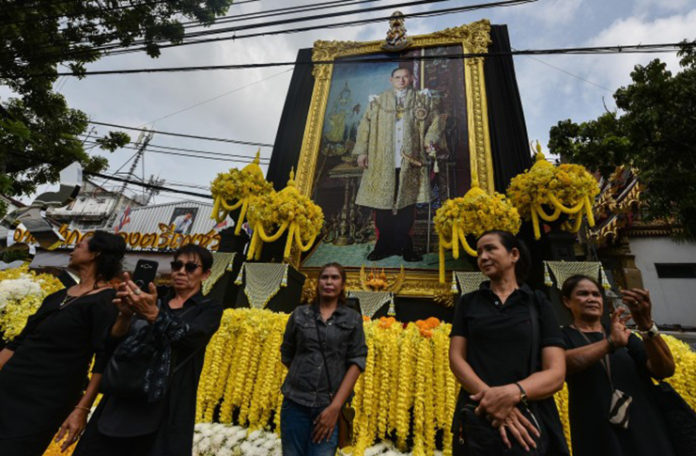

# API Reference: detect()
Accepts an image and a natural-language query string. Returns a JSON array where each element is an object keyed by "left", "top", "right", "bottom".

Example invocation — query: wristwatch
[{"left": 640, "top": 321, "right": 660, "bottom": 338}]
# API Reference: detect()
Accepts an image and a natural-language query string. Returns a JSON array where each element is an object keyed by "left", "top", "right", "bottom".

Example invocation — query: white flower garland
[{"left": 192, "top": 423, "right": 444, "bottom": 456}]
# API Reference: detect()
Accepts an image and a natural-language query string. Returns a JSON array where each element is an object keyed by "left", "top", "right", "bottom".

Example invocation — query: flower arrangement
[
  {"left": 188, "top": 307, "right": 696, "bottom": 456},
  {"left": 434, "top": 180, "right": 520, "bottom": 282},
  {"left": 36, "top": 299, "right": 696, "bottom": 456},
  {"left": 506, "top": 144, "right": 600, "bottom": 239},
  {"left": 245, "top": 168, "right": 324, "bottom": 262},
  {"left": 210, "top": 150, "right": 274, "bottom": 235},
  {"left": 0, "top": 265, "right": 63, "bottom": 341}
]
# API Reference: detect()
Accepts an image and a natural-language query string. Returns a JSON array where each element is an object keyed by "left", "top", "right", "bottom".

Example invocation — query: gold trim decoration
[
  {"left": 359, "top": 265, "right": 405, "bottom": 293},
  {"left": 296, "top": 19, "right": 493, "bottom": 196},
  {"left": 202, "top": 252, "right": 237, "bottom": 296}
]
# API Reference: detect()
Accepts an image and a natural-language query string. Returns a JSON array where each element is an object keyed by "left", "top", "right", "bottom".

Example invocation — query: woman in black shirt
[
  {"left": 280, "top": 262, "right": 367, "bottom": 456},
  {"left": 0, "top": 231, "right": 126, "bottom": 455},
  {"left": 561, "top": 274, "right": 675, "bottom": 456},
  {"left": 449, "top": 230, "right": 569, "bottom": 456},
  {"left": 74, "top": 244, "right": 223, "bottom": 456}
]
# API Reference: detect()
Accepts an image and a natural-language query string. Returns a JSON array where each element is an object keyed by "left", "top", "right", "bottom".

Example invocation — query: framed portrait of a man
[{"left": 290, "top": 19, "right": 500, "bottom": 296}]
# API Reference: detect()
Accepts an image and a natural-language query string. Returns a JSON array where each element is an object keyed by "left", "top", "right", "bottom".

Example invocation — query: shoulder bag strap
[
  {"left": 573, "top": 326, "right": 615, "bottom": 390},
  {"left": 314, "top": 316, "right": 336, "bottom": 399},
  {"left": 528, "top": 292, "right": 541, "bottom": 376}
]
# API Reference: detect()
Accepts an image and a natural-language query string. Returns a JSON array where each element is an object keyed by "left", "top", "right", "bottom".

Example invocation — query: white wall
[{"left": 629, "top": 237, "right": 696, "bottom": 328}]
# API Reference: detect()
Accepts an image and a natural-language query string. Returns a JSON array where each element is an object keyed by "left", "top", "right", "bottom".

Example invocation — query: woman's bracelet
[{"left": 74, "top": 405, "right": 90, "bottom": 412}]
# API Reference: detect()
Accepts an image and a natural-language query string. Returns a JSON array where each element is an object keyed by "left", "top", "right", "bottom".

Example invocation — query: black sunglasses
[{"left": 170, "top": 260, "right": 201, "bottom": 273}]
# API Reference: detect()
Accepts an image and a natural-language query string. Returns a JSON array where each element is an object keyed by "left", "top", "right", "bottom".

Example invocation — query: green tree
[
  {"left": 0, "top": 0, "right": 234, "bottom": 217},
  {"left": 549, "top": 41, "right": 696, "bottom": 238}
]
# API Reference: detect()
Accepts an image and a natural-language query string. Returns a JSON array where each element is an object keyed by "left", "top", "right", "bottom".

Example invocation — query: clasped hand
[
  {"left": 471, "top": 385, "right": 540, "bottom": 451},
  {"left": 113, "top": 272, "right": 159, "bottom": 323}
]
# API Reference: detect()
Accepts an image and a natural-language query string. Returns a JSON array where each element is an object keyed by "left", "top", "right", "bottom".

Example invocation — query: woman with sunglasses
[{"left": 74, "top": 244, "right": 223, "bottom": 456}]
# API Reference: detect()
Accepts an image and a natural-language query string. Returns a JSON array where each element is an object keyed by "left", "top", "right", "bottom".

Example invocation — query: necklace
[{"left": 59, "top": 283, "right": 103, "bottom": 309}]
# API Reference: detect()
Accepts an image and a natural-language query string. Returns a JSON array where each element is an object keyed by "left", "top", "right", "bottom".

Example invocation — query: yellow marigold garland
[
  {"left": 506, "top": 144, "right": 599, "bottom": 240},
  {"left": 245, "top": 169, "right": 324, "bottom": 262},
  {"left": 433, "top": 181, "right": 520, "bottom": 283},
  {"left": 31, "top": 302, "right": 696, "bottom": 456},
  {"left": 210, "top": 151, "right": 274, "bottom": 234}
]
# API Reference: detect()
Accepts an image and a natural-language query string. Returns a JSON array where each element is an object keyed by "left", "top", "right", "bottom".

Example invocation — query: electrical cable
[
  {"left": 79, "top": 137, "right": 270, "bottom": 162},
  {"left": 42, "top": 42, "right": 696, "bottom": 77},
  {"left": 88, "top": 120, "right": 274, "bottom": 147},
  {"left": 15, "top": 0, "right": 535, "bottom": 60},
  {"left": 86, "top": 171, "right": 214, "bottom": 199},
  {"left": 81, "top": 139, "right": 267, "bottom": 164}
]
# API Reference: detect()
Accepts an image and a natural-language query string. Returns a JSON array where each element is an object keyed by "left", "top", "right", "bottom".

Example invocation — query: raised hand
[
  {"left": 621, "top": 288, "right": 653, "bottom": 330},
  {"left": 609, "top": 307, "right": 632, "bottom": 348}
]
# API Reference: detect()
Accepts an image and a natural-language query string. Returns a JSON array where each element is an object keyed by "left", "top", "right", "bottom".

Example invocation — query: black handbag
[
  {"left": 652, "top": 381, "right": 696, "bottom": 456},
  {"left": 100, "top": 307, "right": 199, "bottom": 402},
  {"left": 454, "top": 291, "right": 548, "bottom": 455}
]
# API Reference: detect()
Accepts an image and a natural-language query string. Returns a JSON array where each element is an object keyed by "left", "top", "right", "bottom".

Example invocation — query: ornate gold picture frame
[{"left": 295, "top": 19, "right": 493, "bottom": 298}]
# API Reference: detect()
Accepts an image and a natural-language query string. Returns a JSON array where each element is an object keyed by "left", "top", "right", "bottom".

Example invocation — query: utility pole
[{"left": 106, "top": 129, "right": 154, "bottom": 227}]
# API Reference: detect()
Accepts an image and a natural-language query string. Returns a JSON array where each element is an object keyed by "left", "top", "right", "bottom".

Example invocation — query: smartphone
[{"left": 131, "top": 259, "right": 159, "bottom": 293}]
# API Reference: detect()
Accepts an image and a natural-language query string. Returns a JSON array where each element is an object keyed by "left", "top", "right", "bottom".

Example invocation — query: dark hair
[
  {"left": 391, "top": 66, "right": 413, "bottom": 77},
  {"left": 314, "top": 262, "right": 347, "bottom": 306},
  {"left": 476, "top": 230, "right": 531, "bottom": 284},
  {"left": 561, "top": 274, "right": 602, "bottom": 300},
  {"left": 174, "top": 244, "right": 213, "bottom": 272},
  {"left": 87, "top": 231, "right": 126, "bottom": 281}
]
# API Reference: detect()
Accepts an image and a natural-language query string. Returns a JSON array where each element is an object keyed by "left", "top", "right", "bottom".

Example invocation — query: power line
[
  {"left": 87, "top": 171, "right": 213, "bottom": 199},
  {"left": 82, "top": 139, "right": 267, "bottom": 164},
  {"left": 45, "top": 42, "right": 695, "bottom": 77},
  {"left": 143, "top": 68, "right": 291, "bottom": 124},
  {"left": 100, "top": 0, "right": 537, "bottom": 57},
  {"left": 20, "top": 0, "right": 535, "bottom": 60},
  {"left": 80, "top": 137, "right": 270, "bottom": 162},
  {"left": 88, "top": 121, "right": 274, "bottom": 147}
]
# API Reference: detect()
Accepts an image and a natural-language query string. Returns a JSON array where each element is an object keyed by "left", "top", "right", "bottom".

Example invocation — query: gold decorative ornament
[
  {"left": 381, "top": 11, "right": 412, "bottom": 52},
  {"left": 359, "top": 265, "right": 405, "bottom": 293},
  {"left": 434, "top": 178, "right": 520, "bottom": 282},
  {"left": 210, "top": 150, "right": 273, "bottom": 235},
  {"left": 245, "top": 168, "right": 324, "bottom": 262},
  {"left": 507, "top": 142, "right": 600, "bottom": 240}
]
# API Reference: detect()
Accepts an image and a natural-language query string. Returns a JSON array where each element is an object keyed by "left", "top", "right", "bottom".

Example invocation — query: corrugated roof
[{"left": 110, "top": 200, "right": 219, "bottom": 235}]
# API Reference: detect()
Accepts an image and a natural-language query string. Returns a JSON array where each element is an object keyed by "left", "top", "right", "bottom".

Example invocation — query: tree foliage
[
  {"left": 549, "top": 41, "right": 696, "bottom": 238},
  {"left": 0, "top": 0, "right": 234, "bottom": 217}
]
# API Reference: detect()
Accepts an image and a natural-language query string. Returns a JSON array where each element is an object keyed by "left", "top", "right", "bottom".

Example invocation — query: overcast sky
[{"left": 4, "top": 0, "right": 695, "bottom": 206}]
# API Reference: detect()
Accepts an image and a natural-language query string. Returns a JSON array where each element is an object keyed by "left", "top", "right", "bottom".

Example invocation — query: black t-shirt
[
  {"left": 450, "top": 282, "right": 565, "bottom": 387},
  {"left": 562, "top": 328, "right": 675, "bottom": 456}
]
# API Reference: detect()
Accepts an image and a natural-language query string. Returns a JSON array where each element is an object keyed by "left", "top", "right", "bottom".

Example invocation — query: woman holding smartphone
[
  {"left": 75, "top": 244, "right": 223, "bottom": 456},
  {"left": 561, "top": 275, "right": 675, "bottom": 456}
]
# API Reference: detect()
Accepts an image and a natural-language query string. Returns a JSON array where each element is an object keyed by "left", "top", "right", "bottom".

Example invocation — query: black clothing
[
  {"left": 450, "top": 282, "right": 569, "bottom": 456},
  {"left": 0, "top": 288, "right": 116, "bottom": 451},
  {"left": 74, "top": 287, "right": 223, "bottom": 456},
  {"left": 373, "top": 205, "right": 416, "bottom": 257},
  {"left": 281, "top": 304, "right": 367, "bottom": 409},
  {"left": 562, "top": 328, "right": 675, "bottom": 456},
  {"left": 371, "top": 169, "right": 418, "bottom": 259}
]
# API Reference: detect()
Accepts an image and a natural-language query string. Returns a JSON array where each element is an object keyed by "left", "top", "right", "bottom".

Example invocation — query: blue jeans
[{"left": 281, "top": 398, "right": 339, "bottom": 456}]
